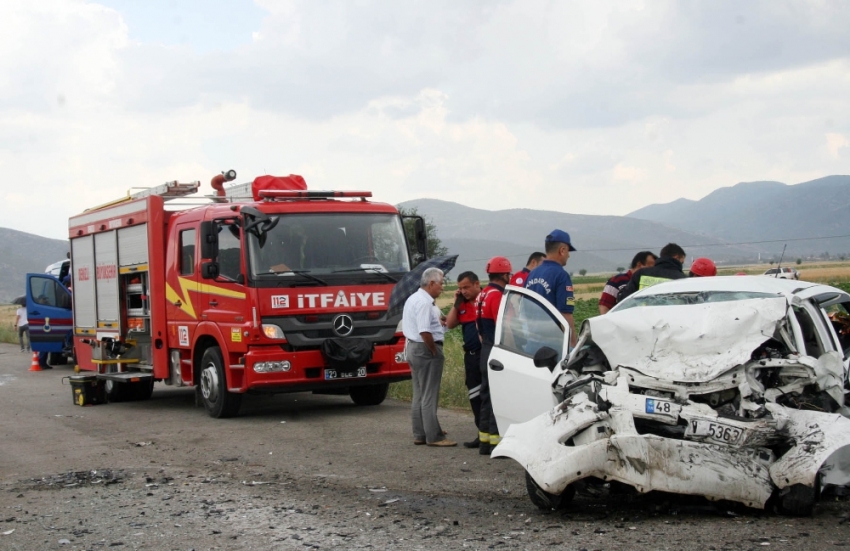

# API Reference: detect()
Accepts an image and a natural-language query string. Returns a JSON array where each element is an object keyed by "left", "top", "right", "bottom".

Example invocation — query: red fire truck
[{"left": 27, "top": 171, "right": 426, "bottom": 417}]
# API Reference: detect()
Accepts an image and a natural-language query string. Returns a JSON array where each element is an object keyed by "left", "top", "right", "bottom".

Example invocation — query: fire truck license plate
[{"left": 324, "top": 367, "right": 367, "bottom": 380}]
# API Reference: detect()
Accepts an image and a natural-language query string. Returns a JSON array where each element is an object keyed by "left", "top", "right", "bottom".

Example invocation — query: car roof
[
  {"left": 45, "top": 259, "right": 69, "bottom": 273},
  {"left": 623, "top": 275, "right": 835, "bottom": 300}
]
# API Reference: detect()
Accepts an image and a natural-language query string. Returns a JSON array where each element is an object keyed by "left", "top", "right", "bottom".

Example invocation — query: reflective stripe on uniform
[
  {"left": 468, "top": 384, "right": 481, "bottom": 399},
  {"left": 479, "top": 431, "right": 489, "bottom": 443},
  {"left": 638, "top": 275, "right": 671, "bottom": 289},
  {"left": 489, "top": 434, "right": 501, "bottom": 446}
]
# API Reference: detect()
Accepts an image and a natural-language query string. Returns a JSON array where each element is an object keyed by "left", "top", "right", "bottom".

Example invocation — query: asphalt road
[{"left": 1, "top": 342, "right": 850, "bottom": 550}]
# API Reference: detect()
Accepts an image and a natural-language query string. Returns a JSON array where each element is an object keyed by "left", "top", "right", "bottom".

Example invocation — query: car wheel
[
  {"left": 776, "top": 482, "right": 818, "bottom": 516},
  {"left": 349, "top": 383, "right": 389, "bottom": 406},
  {"left": 199, "top": 346, "right": 242, "bottom": 418},
  {"left": 525, "top": 471, "right": 575, "bottom": 510}
]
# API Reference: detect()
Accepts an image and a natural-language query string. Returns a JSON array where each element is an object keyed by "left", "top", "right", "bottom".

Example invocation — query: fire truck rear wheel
[
  {"left": 200, "top": 346, "right": 242, "bottom": 418},
  {"left": 130, "top": 378, "right": 154, "bottom": 401},
  {"left": 349, "top": 383, "right": 389, "bottom": 406},
  {"left": 104, "top": 379, "right": 128, "bottom": 403}
]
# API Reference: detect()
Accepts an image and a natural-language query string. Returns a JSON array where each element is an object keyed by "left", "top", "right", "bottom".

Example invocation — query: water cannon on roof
[{"left": 210, "top": 169, "right": 238, "bottom": 197}]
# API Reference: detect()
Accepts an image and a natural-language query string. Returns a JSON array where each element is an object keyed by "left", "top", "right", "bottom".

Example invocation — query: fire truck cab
[{"left": 37, "top": 171, "right": 425, "bottom": 417}]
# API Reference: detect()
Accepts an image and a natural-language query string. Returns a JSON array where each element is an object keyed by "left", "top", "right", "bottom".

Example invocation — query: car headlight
[{"left": 262, "top": 324, "right": 285, "bottom": 339}]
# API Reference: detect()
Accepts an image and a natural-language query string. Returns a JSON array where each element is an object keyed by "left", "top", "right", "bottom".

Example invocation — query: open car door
[
  {"left": 26, "top": 273, "right": 73, "bottom": 354},
  {"left": 487, "top": 285, "right": 571, "bottom": 433}
]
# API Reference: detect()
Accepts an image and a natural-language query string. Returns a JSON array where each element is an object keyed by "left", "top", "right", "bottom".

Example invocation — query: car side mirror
[
  {"left": 201, "top": 261, "right": 219, "bottom": 280},
  {"left": 533, "top": 346, "right": 560, "bottom": 372}
]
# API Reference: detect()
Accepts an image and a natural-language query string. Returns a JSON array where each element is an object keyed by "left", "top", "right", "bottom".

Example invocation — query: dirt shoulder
[{"left": 2, "top": 343, "right": 850, "bottom": 550}]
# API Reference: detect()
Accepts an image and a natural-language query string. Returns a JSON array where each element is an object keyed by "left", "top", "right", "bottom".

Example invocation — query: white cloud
[
  {"left": 664, "top": 150, "right": 676, "bottom": 173},
  {"left": 826, "top": 133, "right": 849, "bottom": 158},
  {"left": 612, "top": 164, "right": 647, "bottom": 183},
  {"left": 2, "top": 0, "right": 850, "bottom": 241}
]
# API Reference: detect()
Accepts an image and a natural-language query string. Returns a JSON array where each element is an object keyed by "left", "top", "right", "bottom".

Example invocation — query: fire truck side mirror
[
  {"left": 413, "top": 217, "right": 428, "bottom": 260},
  {"left": 201, "top": 261, "right": 220, "bottom": 280},
  {"left": 200, "top": 221, "right": 219, "bottom": 259}
]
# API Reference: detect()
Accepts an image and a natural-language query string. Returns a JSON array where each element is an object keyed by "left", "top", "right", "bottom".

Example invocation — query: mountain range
[
  {"left": 1, "top": 175, "right": 847, "bottom": 302},
  {"left": 401, "top": 175, "right": 850, "bottom": 278},
  {"left": 627, "top": 175, "right": 850, "bottom": 258},
  {"left": 0, "top": 228, "right": 69, "bottom": 304}
]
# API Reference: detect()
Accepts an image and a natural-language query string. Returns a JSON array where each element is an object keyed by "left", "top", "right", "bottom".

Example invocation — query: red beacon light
[
  {"left": 250, "top": 174, "right": 371, "bottom": 201},
  {"left": 258, "top": 190, "right": 373, "bottom": 200}
]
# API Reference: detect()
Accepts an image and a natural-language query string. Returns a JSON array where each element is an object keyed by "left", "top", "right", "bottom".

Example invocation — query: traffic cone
[{"left": 29, "top": 352, "right": 42, "bottom": 372}]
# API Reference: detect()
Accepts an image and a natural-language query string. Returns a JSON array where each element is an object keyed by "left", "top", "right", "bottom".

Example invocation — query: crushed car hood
[{"left": 587, "top": 297, "right": 788, "bottom": 383}]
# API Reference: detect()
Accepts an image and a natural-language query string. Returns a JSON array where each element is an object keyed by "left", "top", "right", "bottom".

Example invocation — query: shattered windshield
[
  {"left": 247, "top": 213, "right": 411, "bottom": 280},
  {"left": 616, "top": 291, "right": 778, "bottom": 311}
]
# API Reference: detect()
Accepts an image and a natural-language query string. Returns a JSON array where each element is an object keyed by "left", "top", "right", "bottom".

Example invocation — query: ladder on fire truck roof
[
  {"left": 85, "top": 180, "right": 202, "bottom": 212},
  {"left": 127, "top": 180, "right": 200, "bottom": 200}
]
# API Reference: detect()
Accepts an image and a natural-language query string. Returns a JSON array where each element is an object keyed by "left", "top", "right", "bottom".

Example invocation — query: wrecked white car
[{"left": 488, "top": 276, "right": 850, "bottom": 515}]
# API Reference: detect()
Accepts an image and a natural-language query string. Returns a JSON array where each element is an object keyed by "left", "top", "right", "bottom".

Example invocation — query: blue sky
[
  {"left": 96, "top": 0, "right": 267, "bottom": 52},
  {"left": 1, "top": 1, "right": 849, "bottom": 240}
]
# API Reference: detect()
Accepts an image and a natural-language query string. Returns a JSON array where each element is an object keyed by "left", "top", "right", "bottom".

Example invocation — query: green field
[
  {"left": 387, "top": 297, "right": 599, "bottom": 409},
  {"left": 389, "top": 275, "right": 850, "bottom": 414},
  {"left": 3, "top": 271, "right": 848, "bottom": 415}
]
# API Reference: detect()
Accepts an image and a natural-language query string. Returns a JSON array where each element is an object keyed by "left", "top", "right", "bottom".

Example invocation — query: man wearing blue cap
[{"left": 525, "top": 229, "right": 578, "bottom": 348}]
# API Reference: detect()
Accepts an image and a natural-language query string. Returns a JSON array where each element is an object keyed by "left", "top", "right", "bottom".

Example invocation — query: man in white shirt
[
  {"left": 15, "top": 306, "right": 30, "bottom": 352},
  {"left": 402, "top": 267, "right": 456, "bottom": 447}
]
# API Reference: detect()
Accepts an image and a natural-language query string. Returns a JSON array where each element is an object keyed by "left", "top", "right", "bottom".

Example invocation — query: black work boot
[
  {"left": 479, "top": 442, "right": 491, "bottom": 455},
  {"left": 463, "top": 438, "right": 480, "bottom": 449}
]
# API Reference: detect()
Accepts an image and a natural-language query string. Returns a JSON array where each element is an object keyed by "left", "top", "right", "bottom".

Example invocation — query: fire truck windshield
[{"left": 247, "top": 213, "right": 411, "bottom": 283}]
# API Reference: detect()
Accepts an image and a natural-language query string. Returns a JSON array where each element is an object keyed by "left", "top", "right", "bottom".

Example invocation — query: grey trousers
[
  {"left": 407, "top": 341, "right": 445, "bottom": 444},
  {"left": 17, "top": 325, "right": 29, "bottom": 351}
]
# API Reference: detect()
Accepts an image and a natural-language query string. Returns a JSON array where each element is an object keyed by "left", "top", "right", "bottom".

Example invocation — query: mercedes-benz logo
[{"left": 332, "top": 314, "right": 354, "bottom": 337}]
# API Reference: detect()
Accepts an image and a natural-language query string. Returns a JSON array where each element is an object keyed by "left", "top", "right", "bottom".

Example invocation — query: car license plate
[
  {"left": 689, "top": 419, "right": 742, "bottom": 445},
  {"left": 324, "top": 367, "right": 367, "bottom": 380},
  {"left": 644, "top": 397, "right": 677, "bottom": 418}
]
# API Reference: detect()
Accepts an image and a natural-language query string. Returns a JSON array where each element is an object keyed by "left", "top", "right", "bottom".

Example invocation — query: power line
[
  {"left": 585, "top": 232, "right": 850, "bottom": 253},
  {"left": 449, "top": 232, "right": 850, "bottom": 264}
]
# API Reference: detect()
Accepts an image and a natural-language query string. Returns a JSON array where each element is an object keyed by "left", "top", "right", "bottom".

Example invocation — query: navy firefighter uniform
[
  {"left": 457, "top": 297, "right": 482, "bottom": 431},
  {"left": 475, "top": 282, "right": 506, "bottom": 454}
]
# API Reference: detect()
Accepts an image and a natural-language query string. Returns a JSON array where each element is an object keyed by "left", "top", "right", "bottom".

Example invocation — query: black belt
[{"left": 435, "top": 341, "right": 443, "bottom": 345}]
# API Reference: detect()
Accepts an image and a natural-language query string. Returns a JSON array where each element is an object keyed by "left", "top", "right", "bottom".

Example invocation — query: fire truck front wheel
[
  {"left": 349, "top": 383, "right": 390, "bottom": 406},
  {"left": 199, "top": 346, "right": 242, "bottom": 418}
]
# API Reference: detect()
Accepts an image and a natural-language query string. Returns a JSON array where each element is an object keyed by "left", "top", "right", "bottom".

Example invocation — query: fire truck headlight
[
  {"left": 254, "top": 361, "right": 291, "bottom": 373},
  {"left": 262, "top": 324, "right": 285, "bottom": 339}
]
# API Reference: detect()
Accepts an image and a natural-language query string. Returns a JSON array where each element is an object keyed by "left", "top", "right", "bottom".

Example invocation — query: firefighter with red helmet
[
  {"left": 475, "top": 255, "right": 512, "bottom": 456},
  {"left": 689, "top": 257, "right": 717, "bottom": 277}
]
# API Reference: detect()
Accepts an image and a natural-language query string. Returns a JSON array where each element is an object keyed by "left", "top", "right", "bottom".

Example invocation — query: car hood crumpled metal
[{"left": 586, "top": 297, "right": 788, "bottom": 383}]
